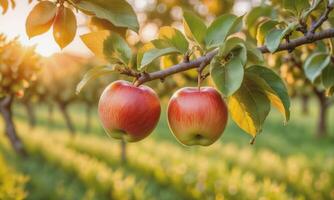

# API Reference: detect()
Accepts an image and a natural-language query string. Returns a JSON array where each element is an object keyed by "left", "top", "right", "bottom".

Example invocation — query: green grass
[
  {"left": 0, "top": 136, "right": 98, "bottom": 200},
  {"left": 3, "top": 99, "right": 334, "bottom": 199},
  {"left": 10, "top": 118, "right": 334, "bottom": 199}
]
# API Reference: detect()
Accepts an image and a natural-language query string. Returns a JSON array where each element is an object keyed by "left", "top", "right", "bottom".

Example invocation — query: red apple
[
  {"left": 167, "top": 87, "right": 228, "bottom": 146},
  {"left": 98, "top": 80, "right": 161, "bottom": 142}
]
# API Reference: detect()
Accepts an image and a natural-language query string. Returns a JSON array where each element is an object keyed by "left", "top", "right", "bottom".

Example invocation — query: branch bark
[
  {"left": 309, "top": 3, "right": 334, "bottom": 33},
  {"left": 23, "top": 101, "right": 36, "bottom": 128},
  {"left": 134, "top": 28, "right": 334, "bottom": 86},
  {"left": 0, "top": 96, "right": 27, "bottom": 156},
  {"left": 58, "top": 102, "right": 76, "bottom": 134}
]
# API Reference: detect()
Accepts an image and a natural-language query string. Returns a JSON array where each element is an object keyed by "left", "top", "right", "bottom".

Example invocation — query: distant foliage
[{"left": 0, "top": 35, "right": 40, "bottom": 98}]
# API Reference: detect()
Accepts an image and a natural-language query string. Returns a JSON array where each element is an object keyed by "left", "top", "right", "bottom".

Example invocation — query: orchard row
[{"left": 14, "top": 122, "right": 334, "bottom": 200}]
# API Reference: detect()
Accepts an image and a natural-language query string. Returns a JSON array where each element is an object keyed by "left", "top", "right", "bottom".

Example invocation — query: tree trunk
[
  {"left": 58, "top": 103, "right": 76, "bottom": 134},
  {"left": 48, "top": 103, "right": 54, "bottom": 128},
  {"left": 24, "top": 101, "right": 36, "bottom": 128},
  {"left": 0, "top": 96, "right": 27, "bottom": 156},
  {"left": 120, "top": 139, "right": 127, "bottom": 164},
  {"left": 85, "top": 105, "right": 92, "bottom": 133},
  {"left": 301, "top": 94, "right": 309, "bottom": 115},
  {"left": 316, "top": 93, "right": 328, "bottom": 138}
]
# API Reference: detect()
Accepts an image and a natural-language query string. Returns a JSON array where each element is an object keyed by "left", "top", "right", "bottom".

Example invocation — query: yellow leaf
[
  {"left": 53, "top": 6, "right": 77, "bottom": 49},
  {"left": 80, "top": 30, "right": 110, "bottom": 60},
  {"left": 25, "top": 1, "right": 57, "bottom": 38},
  {"left": 89, "top": 17, "right": 127, "bottom": 36},
  {"left": 160, "top": 55, "right": 179, "bottom": 69},
  {"left": 266, "top": 91, "right": 286, "bottom": 120},
  {"left": 229, "top": 97, "right": 257, "bottom": 136},
  {"left": 228, "top": 74, "right": 271, "bottom": 137},
  {"left": 0, "top": 0, "right": 8, "bottom": 14},
  {"left": 9, "top": 0, "right": 14, "bottom": 9}
]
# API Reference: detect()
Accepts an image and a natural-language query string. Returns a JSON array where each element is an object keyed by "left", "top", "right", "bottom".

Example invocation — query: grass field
[{"left": 0, "top": 99, "right": 333, "bottom": 199}]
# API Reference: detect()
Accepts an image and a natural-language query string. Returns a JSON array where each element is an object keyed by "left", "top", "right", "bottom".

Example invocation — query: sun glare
[
  {"left": 21, "top": 33, "right": 60, "bottom": 57},
  {"left": 0, "top": 1, "right": 91, "bottom": 57}
]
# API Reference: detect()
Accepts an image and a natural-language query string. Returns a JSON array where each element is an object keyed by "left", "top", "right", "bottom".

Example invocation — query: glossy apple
[
  {"left": 98, "top": 80, "right": 161, "bottom": 142},
  {"left": 167, "top": 87, "right": 228, "bottom": 146}
]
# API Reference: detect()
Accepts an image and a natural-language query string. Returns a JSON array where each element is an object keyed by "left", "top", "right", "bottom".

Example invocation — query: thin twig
[{"left": 309, "top": 3, "right": 334, "bottom": 33}]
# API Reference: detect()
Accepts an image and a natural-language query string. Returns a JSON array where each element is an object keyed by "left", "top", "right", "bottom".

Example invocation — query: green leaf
[
  {"left": 264, "top": 22, "right": 297, "bottom": 53},
  {"left": 137, "top": 27, "right": 189, "bottom": 70},
  {"left": 158, "top": 26, "right": 189, "bottom": 54},
  {"left": 245, "top": 42, "right": 264, "bottom": 63},
  {"left": 303, "top": 53, "right": 331, "bottom": 82},
  {"left": 76, "top": 65, "right": 115, "bottom": 94},
  {"left": 228, "top": 73, "right": 271, "bottom": 137},
  {"left": 301, "top": 0, "right": 322, "bottom": 20},
  {"left": 151, "top": 39, "right": 172, "bottom": 49},
  {"left": 139, "top": 47, "right": 179, "bottom": 70},
  {"left": 137, "top": 43, "right": 153, "bottom": 70},
  {"left": 205, "top": 14, "right": 243, "bottom": 49},
  {"left": 265, "top": 29, "right": 284, "bottom": 53},
  {"left": 245, "top": 6, "right": 276, "bottom": 37},
  {"left": 210, "top": 56, "right": 244, "bottom": 97},
  {"left": 74, "top": 0, "right": 139, "bottom": 32},
  {"left": 247, "top": 65, "right": 290, "bottom": 122},
  {"left": 218, "top": 37, "right": 247, "bottom": 65},
  {"left": 103, "top": 33, "right": 132, "bottom": 65},
  {"left": 256, "top": 19, "right": 279, "bottom": 46},
  {"left": 183, "top": 10, "right": 207, "bottom": 46},
  {"left": 283, "top": 0, "right": 310, "bottom": 16},
  {"left": 321, "top": 64, "right": 334, "bottom": 88}
]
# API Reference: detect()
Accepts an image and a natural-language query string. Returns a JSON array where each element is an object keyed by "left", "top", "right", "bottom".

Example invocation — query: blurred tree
[
  {"left": 142, "top": 0, "right": 234, "bottom": 25},
  {"left": 40, "top": 53, "right": 85, "bottom": 134},
  {"left": 77, "top": 59, "right": 114, "bottom": 133},
  {"left": 269, "top": 43, "right": 334, "bottom": 137},
  {"left": 0, "top": 34, "right": 40, "bottom": 155},
  {"left": 19, "top": 76, "right": 48, "bottom": 128}
]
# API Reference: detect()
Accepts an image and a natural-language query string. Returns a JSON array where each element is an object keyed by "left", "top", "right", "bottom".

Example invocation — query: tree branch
[
  {"left": 133, "top": 28, "right": 334, "bottom": 85},
  {"left": 135, "top": 50, "right": 217, "bottom": 86},
  {"left": 309, "top": 2, "right": 334, "bottom": 34},
  {"left": 258, "top": 29, "right": 334, "bottom": 53}
]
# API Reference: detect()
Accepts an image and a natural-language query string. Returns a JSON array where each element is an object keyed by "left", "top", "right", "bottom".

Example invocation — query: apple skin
[
  {"left": 98, "top": 80, "right": 161, "bottom": 142},
  {"left": 167, "top": 87, "right": 228, "bottom": 146}
]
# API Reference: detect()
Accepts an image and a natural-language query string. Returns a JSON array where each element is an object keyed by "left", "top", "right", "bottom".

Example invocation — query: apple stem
[
  {"left": 197, "top": 62, "right": 206, "bottom": 91},
  {"left": 250, "top": 136, "right": 256, "bottom": 145},
  {"left": 197, "top": 73, "right": 201, "bottom": 91},
  {"left": 132, "top": 77, "right": 138, "bottom": 85}
]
